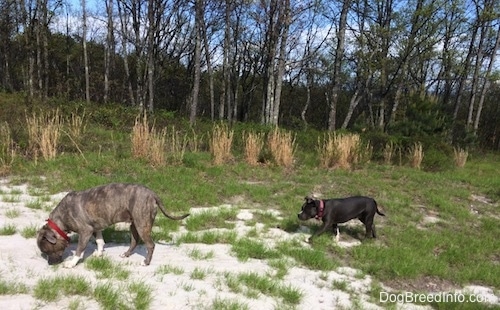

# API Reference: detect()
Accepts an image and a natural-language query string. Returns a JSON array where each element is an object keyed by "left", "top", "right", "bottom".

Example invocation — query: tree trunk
[
  {"left": 146, "top": 0, "right": 155, "bottom": 112},
  {"left": 189, "top": 0, "right": 203, "bottom": 124},
  {"left": 467, "top": 20, "right": 487, "bottom": 128},
  {"left": 474, "top": 22, "right": 500, "bottom": 134},
  {"left": 104, "top": 0, "right": 114, "bottom": 104},
  {"left": 328, "top": 0, "right": 350, "bottom": 131},
  {"left": 271, "top": 0, "right": 290, "bottom": 125},
  {"left": 81, "top": 0, "right": 90, "bottom": 104},
  {"left": 117, "top": 0, "right": 135, "bottom": 106}
]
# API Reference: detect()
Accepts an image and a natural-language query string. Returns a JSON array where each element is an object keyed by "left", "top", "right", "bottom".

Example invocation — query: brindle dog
[{"left": 37, "top": 183, "right": 189, "bottom": 268}]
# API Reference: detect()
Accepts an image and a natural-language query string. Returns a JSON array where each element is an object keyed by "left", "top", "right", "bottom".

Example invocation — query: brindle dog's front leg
[{"left": 63, "top": 229, "right": 93, "bottom": 268}]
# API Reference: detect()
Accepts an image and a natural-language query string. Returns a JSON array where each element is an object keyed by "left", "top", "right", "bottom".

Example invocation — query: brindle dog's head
[
  {"left": 297, "top": 196, "right": 318, "bottom": 221},
  {"left": 37, "top": 225, "right": 68, "bottom": 265}
]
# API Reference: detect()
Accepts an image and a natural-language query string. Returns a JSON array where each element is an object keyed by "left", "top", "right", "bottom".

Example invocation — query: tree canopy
[{"left": 0, "top": 0, "right": 499, "bottom": 149}]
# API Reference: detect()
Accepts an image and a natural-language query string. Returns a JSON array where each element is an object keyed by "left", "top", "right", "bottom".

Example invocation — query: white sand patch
[{"left": 0, "top": 179, "right": 498, "bottom": 309}]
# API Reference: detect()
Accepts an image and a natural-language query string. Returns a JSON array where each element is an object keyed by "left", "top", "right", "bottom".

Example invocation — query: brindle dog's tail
[{"left": 154, "top": 196, "right": 190, "bottom": 220}]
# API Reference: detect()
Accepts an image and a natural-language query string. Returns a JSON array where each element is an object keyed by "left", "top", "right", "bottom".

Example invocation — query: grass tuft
[
  {"left": 26, "top": 109, "right": 62, "bottom": 161},
  {"left": 267, "top": 126, "right": 296, "bottom": 167},
  {"left": 408, "top": 142, "right": 424, "bottom": 169},
  {"left": 210, "top": 123, "right": 234, "bottom": 165},
  {"left": 85, "top": 256, "right": 130, "bottom": 280},
  {"left": 34, "top": 275, "right": 91, "bottom": 302},
  {"left": 243, "top": 131, "right": 264, "bottom": 166},
  {"left": 0, "top": 224, "right": 16, "bottom": 235},
  {"left": 453, "top": 147, "right": 468, "bottom": 167}
]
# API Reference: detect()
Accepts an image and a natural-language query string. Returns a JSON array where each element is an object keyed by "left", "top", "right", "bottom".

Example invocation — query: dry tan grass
[
  {"left": 187, "top": 128, "right": 203, "bottom": 152},
  {"left": 318, "top": 132, "right": 368, "bottom": 169},
  {"left": 166, "top": 126, "right": 188, "bottom": 164},
  {"left": 131, "top": 113, "right": 151, "bottom": 159},
  {"left": 209, "top": 123, "right": 234, "bottom": 165},
  {"left": 453, "top": 147, "right": 468, "bottom": 168},
  {"left": 408, "top": 142, "right": 424, "bottom": 169},
  {"left": 131, "top": 113, "right": 168, "bottom": 167},
  {"left": 148, "top": 127, "right": 167, "bottom": 167},
  {"left": 383, "top": 142, "right": 394, "bottom": 165},
  {"left": 26, "top": 109, "right": 62, "bottom": 160},
  {"left": 243, "top": 131, "right": 264, "bottom": 166},
  {"left": 68, "top": 109, "right": 87, "bottom": 141},
  {"left": 0, "top": 122, "right": 16, "bottom": 175},
  {"left": 267, "top": 127, "right": 296, "bottom": 167}
]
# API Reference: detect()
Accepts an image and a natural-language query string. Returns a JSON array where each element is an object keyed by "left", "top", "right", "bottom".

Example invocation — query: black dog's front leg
[{"left": 308, "top": 219, "right": 334, "bottom": 244}]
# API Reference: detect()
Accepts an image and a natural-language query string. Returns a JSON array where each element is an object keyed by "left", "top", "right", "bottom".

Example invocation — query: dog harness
[
  {"left": 315, "top": 200, "right": 324, "bottom": 219},
  {"left": 46, "top": 219, "right": 70, "bottom": 242}
]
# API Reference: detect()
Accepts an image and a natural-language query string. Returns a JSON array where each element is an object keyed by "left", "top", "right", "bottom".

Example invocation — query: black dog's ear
[{"left": 304, "top": 196, "right": 314, "bottom": 203}]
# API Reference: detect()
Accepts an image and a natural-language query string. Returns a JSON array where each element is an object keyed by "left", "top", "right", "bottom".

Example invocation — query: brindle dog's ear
[{"left": 45, "top": 230, "right": 57, "bottom": 244}]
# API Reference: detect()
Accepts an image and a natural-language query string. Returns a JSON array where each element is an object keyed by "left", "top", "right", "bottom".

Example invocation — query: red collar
[
  {"left": 315, "top": 200, "right": 324, "bottom": 219},
  {"left": 46, "top": 219, "right": 70, "bottom": 242}
]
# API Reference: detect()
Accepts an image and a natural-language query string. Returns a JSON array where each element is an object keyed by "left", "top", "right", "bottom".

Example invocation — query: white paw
[
  {"left": 93, "top": 250, "right": 104, "bottom": 257},
  {"left": 63, "top": 257, "right": 79, "bottom": 268}
]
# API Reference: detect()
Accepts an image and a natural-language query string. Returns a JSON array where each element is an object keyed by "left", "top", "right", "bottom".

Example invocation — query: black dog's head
[
  {"left": 297, "top": 196, "right": 318, "bottom": 221},
  {"left": 37, "top": 225, "right": 68, "bottom": 265}
]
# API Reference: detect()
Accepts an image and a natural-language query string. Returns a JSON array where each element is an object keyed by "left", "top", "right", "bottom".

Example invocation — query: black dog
[{"left": 298, "top": 196, "right": 385, "bottom": 243}]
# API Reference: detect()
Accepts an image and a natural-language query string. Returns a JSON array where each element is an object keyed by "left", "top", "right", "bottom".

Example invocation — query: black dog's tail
[
  {"left": 374, "top": 199, "right": 386, "bottom": 216},
  {"left": 375, "top": 205, "right": 385, "bottom": 216}
]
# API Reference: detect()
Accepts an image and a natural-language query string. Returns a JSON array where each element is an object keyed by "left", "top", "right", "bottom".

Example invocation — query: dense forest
[{"left": 1, "top": 0, "right": 499, "bottom": 150}]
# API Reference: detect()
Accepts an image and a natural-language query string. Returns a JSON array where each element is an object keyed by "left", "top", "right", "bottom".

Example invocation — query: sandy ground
[{"left": 0, "top": 179, "right": 498, "bottom": 309}]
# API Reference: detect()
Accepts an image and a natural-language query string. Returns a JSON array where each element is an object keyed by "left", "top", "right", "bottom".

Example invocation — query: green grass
[
  {"left": 20, "top": 225, "right": 38, "bottom": 238},
  {"left": 156, "top": 264, "right": 184, "bottom": 276},
  {"left": 33, "top": 275, "right": 92, "bottom": 302},
  {"left": 231, "top": 237, "right": 280, "bottom": 261},
  {"left": 2, "top": 195, "right": 20, "bottom": 203},
  {"left": 237, "top": 272, "right": 303, "bottom": 305},
  {"left": 176, "top": 230, "right": 237, "bottom": 244},
  {"left": 25, "top": 198, "right": 44, "bottom": 210},
  {"left": 127, "top": 282, "right": 153, "bottom": 310},
  {"left": 2, "top": 101, "right": 500, "bottom": 307},
  {"left": 188, "top": 247, "right": 215, "bottom": 260},
  {"left": 211, "top": 297, "right": 249, "bottom": 310},
  {"left": 4, "top": 208, "right": 20, "bottom": 218},
  {"left": 185, "top": 207, "right": 239, "bottom": 231},
  {"left": 190, "top": 267, "right": 210, "bottom": 280},
  {"left": 0, "top": 224, "right": 16, "bottom": 235},
  {"left": 94, "top": 283, "right": 125, "bottom": 310},
  {"left": 0, "top": 280, "right": 28, "bottom": 295},
  {"left": 85, "top": 256, "right": 130, "bottom": 280}
]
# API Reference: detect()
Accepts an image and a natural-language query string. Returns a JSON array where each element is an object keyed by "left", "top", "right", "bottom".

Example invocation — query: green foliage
[{"left": 388, "top": 94, "right": 449, "bottom": 140}]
